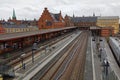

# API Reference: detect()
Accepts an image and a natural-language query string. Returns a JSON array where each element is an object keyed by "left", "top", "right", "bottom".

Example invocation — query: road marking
[{"left": 91, "top": 37, "right": 96, "bottom": 80}]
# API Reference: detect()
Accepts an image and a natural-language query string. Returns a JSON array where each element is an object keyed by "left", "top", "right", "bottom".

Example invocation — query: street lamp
[
  {"left": 32, "top": 42, "right": 37, "bottom": 63},
  {"left": 99, "top": 48, "right": 102, "bottom": 61},
  {"left": 20, "top": 53, "right": 26, "bottom": 69}
]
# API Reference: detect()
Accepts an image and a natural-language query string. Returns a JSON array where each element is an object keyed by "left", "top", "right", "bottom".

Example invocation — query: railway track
[
  {"left": 7, "top": 31, "right": 78, "bottom": 70},
  {"left": 30, "top": 31, "right": 88, "bottom": 80}
]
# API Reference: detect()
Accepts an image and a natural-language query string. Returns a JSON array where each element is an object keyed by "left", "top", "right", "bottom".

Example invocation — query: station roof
[{"left": 0, "top": 27, "right": 76, "bottom": 41}]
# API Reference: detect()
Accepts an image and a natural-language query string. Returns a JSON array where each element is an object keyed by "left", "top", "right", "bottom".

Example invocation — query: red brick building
[
  {"left": 8, "top": 19, "right": 22, "bottom": 25},
  {"left": 7, "top": 9, "right": 38, "bottom": 26},
  {"left": 101, "top": 27, "right": 114, "bottom": 37},
  {"left": 64, "top": 15, "right": 74, "bottom": 27},
  {"left": 38, "top": 8, "right": 65, "bottom": 29},
  {"left": 0, "top": 24, "right": 5, "bottom": 34},
  {"left": 8, "top": 9, "right": 22, "bottom": 25},
  {"left": 90, "top": 26, "right": 114, "bottom": 37},
  {"left": 72, "top": 16, "right": 97, "bottom": 30},
  {"left": 21, "top": 19, "right": 38, "bottom": 26}
]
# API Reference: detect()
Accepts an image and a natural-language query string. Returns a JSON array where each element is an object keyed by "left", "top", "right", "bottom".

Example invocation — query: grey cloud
[
  {"left": 23, "top": 6, "right": 38, "bottom": 12},
  {"left": 0, "top": 0, "right": 120, "bottom": 20}
]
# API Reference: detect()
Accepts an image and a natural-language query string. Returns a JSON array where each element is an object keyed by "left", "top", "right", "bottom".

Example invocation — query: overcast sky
[{"left": 0, "top": 0, "right": 120, "bottom": 20}]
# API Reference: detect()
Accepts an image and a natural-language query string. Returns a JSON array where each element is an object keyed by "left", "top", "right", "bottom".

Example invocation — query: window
[
  {"left": 46, "top": 21, "right": 52, "bottom": 26},
  {"left": 0, "top": 44, "right": 4, "bottom": 50},
  {"left": 41, "top": 25, "right": 44, "bottom": 28}
]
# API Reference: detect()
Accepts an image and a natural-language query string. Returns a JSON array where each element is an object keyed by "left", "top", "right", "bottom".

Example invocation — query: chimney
[{"left": 45, "top": 7, "right": 47, "bottom": 10}]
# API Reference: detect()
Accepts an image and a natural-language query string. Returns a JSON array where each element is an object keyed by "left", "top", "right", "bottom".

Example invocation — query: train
[{"left": 109, "top": 37, "right": 120, "bottom": 66}]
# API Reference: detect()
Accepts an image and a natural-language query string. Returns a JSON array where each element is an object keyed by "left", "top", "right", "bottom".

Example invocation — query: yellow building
[
  {"left": 3, "top": 24, "right": 39, "bottom": 33},
  {"left": 97, "top": 16, "right": 119, "bottom": 34}
]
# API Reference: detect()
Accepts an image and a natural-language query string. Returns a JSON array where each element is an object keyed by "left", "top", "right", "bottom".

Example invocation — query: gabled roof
[
  {"left": 65, "top": 15, "right": 72, "bottom": 20},
  {"left": 50, "top": 13, "right": 60, "bottom": 22},
  {"left": 40, "top": 8, "right": 64, "bottom": 23}
]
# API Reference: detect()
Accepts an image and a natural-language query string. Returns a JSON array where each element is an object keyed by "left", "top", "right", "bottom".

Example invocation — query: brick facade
[
  {"left": 101, "top": 27, "right": 114, "bottom": 37},
  {"left": 76, "top": 22, "right": 96, "bottom": 27},
  {"left": 8, "top": 19, "right": 22, "bottom": 25},
  {"left": 72, "top": 17, "right": 97, "bottom": 27},
  {"left": 64, "top": 15, "right": 74, "bottom": 27},
  {"left": 38, "top": 8, "right": 65, "bottom": 29},
  {"left": 0, "top": 24, "right": 5, "bottom": 34}
]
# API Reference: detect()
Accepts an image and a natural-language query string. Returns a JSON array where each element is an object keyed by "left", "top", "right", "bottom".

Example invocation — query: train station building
[
  {"left": 0, "top": 7, "right": 120, "bottom": 80},
  {"left": 38, "top": 8, "right": 65, "bottom": 29},
  {"left": 97, "top": 16, "right": 119, "bottom": 34},
  {"left": 0, "top": 7, "right": 119, "bottom": 54}
]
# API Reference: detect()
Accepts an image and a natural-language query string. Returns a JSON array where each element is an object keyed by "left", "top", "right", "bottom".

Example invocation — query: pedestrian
[{"left": 23, "top": 63, "right": 26, "bottom": 69}]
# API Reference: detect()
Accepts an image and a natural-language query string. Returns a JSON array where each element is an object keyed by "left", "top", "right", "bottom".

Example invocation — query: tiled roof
[
  {"left": 72, "top": 17, "right": 97, "bottom": 23},
  {"left": 2, "top": 24, "right": 28, "bottom": 28},
  {"left": 50, "top": 13, "right": 60, "bottom": 22}
]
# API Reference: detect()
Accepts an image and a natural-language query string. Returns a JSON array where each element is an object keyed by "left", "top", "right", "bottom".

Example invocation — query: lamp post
[
  {"left": 20, "top": 52, "right": 26, "bottom": 69},
  {"left": 32, "top": 42, "right": 37, "bottom": 63},
  {"left": 99, "top": 48, "right": 102, "bottom": 61}
]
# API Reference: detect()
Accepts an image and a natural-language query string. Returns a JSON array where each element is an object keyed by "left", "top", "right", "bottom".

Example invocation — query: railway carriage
[{"left": 109, "top": 37, "right": 120, "bottom": 65}]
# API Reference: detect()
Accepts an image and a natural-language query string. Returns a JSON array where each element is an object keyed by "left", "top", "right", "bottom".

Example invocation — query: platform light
[
  {"left": 32, "top": 42, "right": 38, "bottom": 63},
  {"left": 20, "top": 52, "right": 26, "bottom": 69}
]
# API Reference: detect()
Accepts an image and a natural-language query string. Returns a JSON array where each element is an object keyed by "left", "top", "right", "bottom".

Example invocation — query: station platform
[
  {"left": 84, "top": 32, "right": 93, "bottom": 80},
  {"left": 84, "top": 36, "right": 103, "bottom": 80},
  {"left": 101, "top": 38, "right": 120, "bottom": 80},
  {"left": 14, "top": 31, "right": 81, "bottom": 80},
  {"left": 89, "top": 36, "right": 120, "bottom": 80}
]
